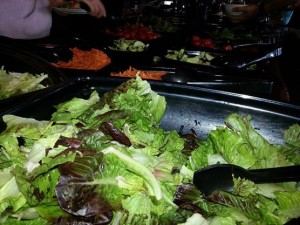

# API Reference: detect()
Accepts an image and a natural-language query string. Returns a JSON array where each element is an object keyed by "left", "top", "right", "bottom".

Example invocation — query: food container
[{"left": 0, "top": 40, "right": 68, "bottom": 111}]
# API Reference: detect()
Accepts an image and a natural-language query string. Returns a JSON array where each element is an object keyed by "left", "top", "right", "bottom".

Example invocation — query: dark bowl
[{"left": 103, "top": 41, "right": 153, "bottom": 66}]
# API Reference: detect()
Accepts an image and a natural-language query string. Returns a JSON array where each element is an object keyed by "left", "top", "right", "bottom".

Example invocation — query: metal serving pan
[{"left": 1, "top": 77, "right": 299, "bottom": 146}]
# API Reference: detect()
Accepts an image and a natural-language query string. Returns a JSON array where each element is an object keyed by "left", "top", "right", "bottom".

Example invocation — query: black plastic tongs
[{"left": 193, "top": 164, "right": 300, "bottom": 196}]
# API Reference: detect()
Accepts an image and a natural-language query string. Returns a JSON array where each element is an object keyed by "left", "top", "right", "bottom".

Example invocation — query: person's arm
[
  {"left": 81, "top": 0, "right": 106, "bottom": 18},
  {"left": 264, "top": 0, "right": 295, "bottom": 14},
  {"left": 226, "top": 4, "right": 259, "bottom": 23}
]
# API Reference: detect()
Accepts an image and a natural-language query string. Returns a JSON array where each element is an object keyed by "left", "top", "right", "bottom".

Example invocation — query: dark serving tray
[
  {"left": 0, "top": 39, "right": 68, "bottom": 111},
  {"left": 0, "top": 40, "right": 67, "bottom": 83},
  {"left": 162, "top": 47, "right": 277, "bottom": 74},
  {"left": 0, "top": 36, "right": 112, "bottom": 78},
  {"left": 1, "top": 77, "right": 299, "bottom": 146}
]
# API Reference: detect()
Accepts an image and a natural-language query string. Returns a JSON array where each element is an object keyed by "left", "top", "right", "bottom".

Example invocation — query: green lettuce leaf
[
  {"left": 276, "top": 191, "right": 300, "bottom": 219},
  {"left": 283, "top": 124, "right": 300, "bottom": 148},
  {"left": 51, "top": 90, "right": 100, "bottom": 124}
]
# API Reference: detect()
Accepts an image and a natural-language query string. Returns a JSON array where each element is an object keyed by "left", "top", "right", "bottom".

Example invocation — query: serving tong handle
[
  {"left": 231, "top": 34, "right": 279, "bottom": 48},
  {"left": 226, "top": 47, "right": 282, "bottom": 69},
  {"left": 232, "top": 42, "right": 274, "bottom": 49}
]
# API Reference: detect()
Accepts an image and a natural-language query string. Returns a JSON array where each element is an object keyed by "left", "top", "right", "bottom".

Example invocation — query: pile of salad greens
[
  {"left": 165, "top": 49, "right": 215, "bottom": 66},
  {"left": 0, "top": 67, "right": 48, "bottom": 100},
  {"left": 108, "top": 39, "right": 149, "bottom": 52},
  {"left": 0, "top": 76, "right": 299, "bottom": 225}
]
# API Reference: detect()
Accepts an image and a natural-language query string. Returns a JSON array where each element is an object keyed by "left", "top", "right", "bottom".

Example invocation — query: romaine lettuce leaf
[
  {"left": 284, "top": 124, "right": 300, "bottom": 148},
  {"left": 276, "top": 191, "right": 300, "bottom": 219},
  {"left": 51, "top": 90, "right": 100, "bottom": 124}
]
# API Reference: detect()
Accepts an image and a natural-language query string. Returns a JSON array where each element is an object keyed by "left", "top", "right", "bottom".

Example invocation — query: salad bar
[{"left": 0, "top": 1, "right": 300, "bottom": 224}]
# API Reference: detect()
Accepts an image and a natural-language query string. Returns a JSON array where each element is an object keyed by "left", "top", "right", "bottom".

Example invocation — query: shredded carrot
[
  {"left": 111, "top": 66, "right": 167, "bottom": 80},
  {"left": 54, "top": 48, "right": 111, "bottom": 70}
]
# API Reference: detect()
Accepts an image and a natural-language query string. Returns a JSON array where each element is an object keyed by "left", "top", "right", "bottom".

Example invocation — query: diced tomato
[
  {"left": 124, "top": 33, "right": 130, "bottom": 39},
  {"left": 104, "top": 28, "right": 111, "bottom": 34},
  {"left": 138, "top": 34, "right": 146, "bottom": 40},
  {"left": 192, "top": 40, "right": 201, "bottom": 47},
  {"left": 109, "top": 23, "right": 160, "bottom": 40},
  {"left": 223, "top": 44, "right": 233, "bottom": 51},
  {"left": 201, "top": 38, "right": 212, "bottom": 46},
  {"left": 192, "top": 35, "right": 201, "bottom": 42}
]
